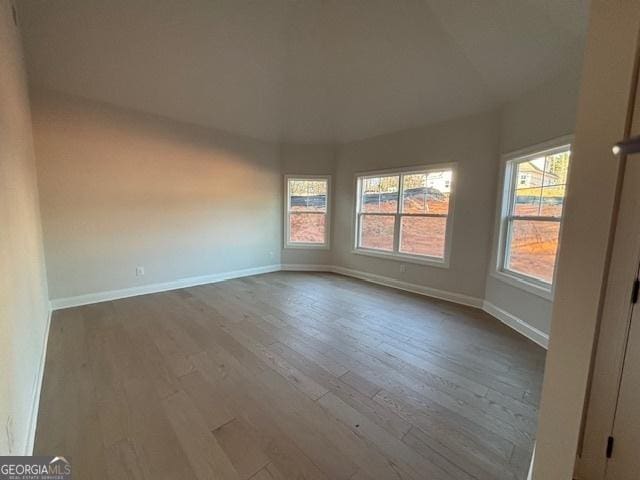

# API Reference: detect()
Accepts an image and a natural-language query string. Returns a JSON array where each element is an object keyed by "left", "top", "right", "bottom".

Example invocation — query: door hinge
[
  {"left": 632, "top": 279, "right": 640, "bottom": 304},
  {"left": 606, "top": 436, "right": 615, "bottom": 458}
]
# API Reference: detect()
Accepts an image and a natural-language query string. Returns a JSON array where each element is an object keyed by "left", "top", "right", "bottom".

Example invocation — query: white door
[
  {"left": 604, "top": 70, "right": 640, "bottom": 479},
  {"left": 605, "top": 276, "right": 640, "bottom": 479}
]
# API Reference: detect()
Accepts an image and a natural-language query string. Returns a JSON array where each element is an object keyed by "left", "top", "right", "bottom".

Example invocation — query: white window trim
[
  {"left": 284, "top": 174, "right": 331, "bottom": 250},
  {"left": 351, "top": 163, "right": 456, "bottom": 268},
  {"left": 491, "top": 135, "right": 573, "bottom": 300}
]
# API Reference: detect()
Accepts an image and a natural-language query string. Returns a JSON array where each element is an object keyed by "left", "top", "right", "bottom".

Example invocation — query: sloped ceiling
[{"left": 18, "top": 0, "right": 589, "bottom": 143}]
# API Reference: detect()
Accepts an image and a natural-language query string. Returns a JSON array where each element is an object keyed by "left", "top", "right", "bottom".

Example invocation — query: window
[
  {"left": 497, "top": 143, "right": 571, "bottom": 290},
  {"left": 285, "top": 176, "right": 330, "bottom": 248},
  {"left": 354, "top": 165, "right": 454, "bottom": 265}
]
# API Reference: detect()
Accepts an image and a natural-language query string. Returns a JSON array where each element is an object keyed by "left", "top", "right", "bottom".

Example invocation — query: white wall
[
  {"left": 333, "top": 111, "right": 501, "bottom": 301},
  {"left": 484, "top": 68, "right": 582, "bottom": 335},
  {"left": 30, "top": 66, "right": 583, "bottom": 335},
  {"left": 32, "top": 90, "right": 282, "bottom": 302},
  {"left": 0, "top": 0, "right": 50, "bottom": 455},
  {"left": 0, "top": 0, "right": 595, "bottom": 468},
  {"left": 499, "top": 67, "right": 582, "bottom": 155},
  {"left": 328, "top": 70, "right": 582, "bottom": 338},
  {"left": 280, "top": 143, "right": 336, "bottom": 267}
]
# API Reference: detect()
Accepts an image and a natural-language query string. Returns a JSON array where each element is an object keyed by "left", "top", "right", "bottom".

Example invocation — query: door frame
[{"left": 577, "top": 41, "right": 640, "bottom": 478}]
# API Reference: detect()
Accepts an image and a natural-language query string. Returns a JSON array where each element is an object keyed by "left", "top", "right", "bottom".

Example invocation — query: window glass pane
[
  {"left": 402, "top": 170, "right": 451, "bottom": 214},
  {"left": 515, "top": 157, "right": 546, "bottom": 188},
  {"left": 506, "top": 219, "right": 560, "bottom": 284},
  {"left": 289, "top": 213, "right": 325, "bottom": 243},
  {"left": 359, "top": 215, "right": 394, "bottom": 251},
  {"left": 512, "top": 158, "right": 545, "bottom": 216},
  {"left": 289, "top": 180, "right": 327, "bottom": 212},
  {"left": 361, "top": 176, "right": 399, "bottom": 213},
  {"left": 400, "top": 216, "right": 446, "bottom": 258},
  {"left": 543, "top": 151, "right": 570, "bottom": 186},
  {"left": 513, "top": 187, "right": 542, "bottom": 216},
  {"left": 540, "top": 185, "right": 566, "bottom": 217}
]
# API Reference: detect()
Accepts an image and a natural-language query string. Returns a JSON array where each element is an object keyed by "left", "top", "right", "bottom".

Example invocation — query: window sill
[
  {"left": 284, "top": 243, "right": 330, "bottom": 250},
  {"left": 352, "top": 248, "right": 449, "bottom": 269},
  {"left": 490, "top": 270, "right": 554, "bottom": 300}
]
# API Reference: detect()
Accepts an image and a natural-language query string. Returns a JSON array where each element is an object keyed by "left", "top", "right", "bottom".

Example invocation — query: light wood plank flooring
[{"left": 34, "top": 271, "right": 545, "bottom": 480}]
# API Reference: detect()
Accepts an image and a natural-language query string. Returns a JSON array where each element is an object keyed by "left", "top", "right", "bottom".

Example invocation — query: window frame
[
  {"left": 284, "top": 174, "right": 331, "bottom": 250},
  {"left": 351, "top": 163, "right": 456, "bottom": 268},
  {"left": 492, "top": 137, "right": 572, "bottom": 299}
]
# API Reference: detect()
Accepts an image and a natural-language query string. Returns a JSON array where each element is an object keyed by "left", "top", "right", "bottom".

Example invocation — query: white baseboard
[
  {"left": 49, "top": 263, "right": 548, "bottom": 352},
  {"left": 280, "top": 264, "right": 334, "bottom": 272},
  {"left": 24, "top": 306, "right": 52, "bottom": 454},
  {"left": 288, "top": 264, "right": 546, "bottom": 349},
  {"left": 332, "top": 265, "right": 484, "bottom": 309},
  {"left": 332, "top": 267, "right": 547, "bottom": 348},
  {"left": 483, "top": 301, "right": 549, "bottom": 349},
  {"left": 31, "top": 263, "right": 545, "bottom": 459},
  {"left": 269, "top": 264, "right": 547, "bottom": 349},
  {"left": 50, "top": 264, "right": 281, "bottom": 310},
  {"left": 281, "top": 263, "right": 483, "bottom": 308}
]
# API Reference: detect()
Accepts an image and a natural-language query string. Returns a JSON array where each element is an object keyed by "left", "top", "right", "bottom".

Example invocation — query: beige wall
[
  {"left": 0, "top": 0, "right": 607, "bottom": 470},
  {"left": 485, "top": 68, "right": 582, "bottom": 335},
  {"left": 0, "top": 0, "right": 50, "bottom": 455},
  {"left": 33, "top": 81, "right": 583, "bottom": 335},
  {"left": 500, "top": 68, "right": 582, "bottom": 155},
  {"left": 533, "top": 1, "right": 640, "bottom": 477},
  {"left": 284, "top": 73, "right": 583, "bottom": 338},
  {"left": 333, "top": 111, "right": 501, "bottom": 300},
  {"left": 280, "top": 143, "right": 336, "bottom": 266},
  {"left": 17, "top": 15, "right": 587, "bottom": 468},
  {"left": 32, "top": 90, "right": 282, "bottom": 301}
]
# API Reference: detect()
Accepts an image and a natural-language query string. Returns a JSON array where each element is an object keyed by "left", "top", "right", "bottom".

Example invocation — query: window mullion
[
  {"left": 505, "top": 157, "right": 520, "bottom": 270},
  {"left": 401, "top": 213, "right": 448, "bottom": 218},
  {"left": 394, "top": 174, "right": 402, "bottom": 252},
  {"left": 398, "top": 173, "right": 405, "bottom": 214},
  {"left": 509, "top": 215, "right": 561, "bottom": 222},
  {"left": 393, "top": 213, "right": 401, "bottom": 253},
  {"left": 508, "top": 164, "right": 518, "bottom": 217},
  {"left": 504, "top": 216, "right": 514, "bottom": 272},
  {"left": 288, "top": 210, "right": 326, "bottom": 215}
]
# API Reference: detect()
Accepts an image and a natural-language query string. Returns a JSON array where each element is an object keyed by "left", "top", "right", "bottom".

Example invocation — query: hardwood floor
[{"left": 34, "top": 271, "right": 545, "bottom": 480}]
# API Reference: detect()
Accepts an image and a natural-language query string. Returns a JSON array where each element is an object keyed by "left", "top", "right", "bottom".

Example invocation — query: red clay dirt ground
[{"left": 289, "top": 199, "right": 560, "bottom": 283}]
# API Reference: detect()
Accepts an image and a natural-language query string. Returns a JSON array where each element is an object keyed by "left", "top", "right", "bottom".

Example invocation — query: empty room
[{"left": 3, "top": 1, "right": 640, "bottom": 479}]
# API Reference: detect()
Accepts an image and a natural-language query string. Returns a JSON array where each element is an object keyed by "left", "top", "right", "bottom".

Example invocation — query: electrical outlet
[
  {"left": 399, "top": 263, "right": 407, "bottom": 273},
  {"left": 268, "top": 251, "right": 275, "bottom": 259},
  {"left": 135, "top": 266, "right": 145, "bottom": 276}
]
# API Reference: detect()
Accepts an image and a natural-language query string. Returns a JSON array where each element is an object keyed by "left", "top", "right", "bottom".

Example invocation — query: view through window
[
  {"left": 501, "top": 146, "right": 570, "bottom": 285},
  {"left": 286, "top": 177, "right": 329, "bottom": 246},
  {"left": 355, "top": 167, "right": 453, "bottom": 261}
]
